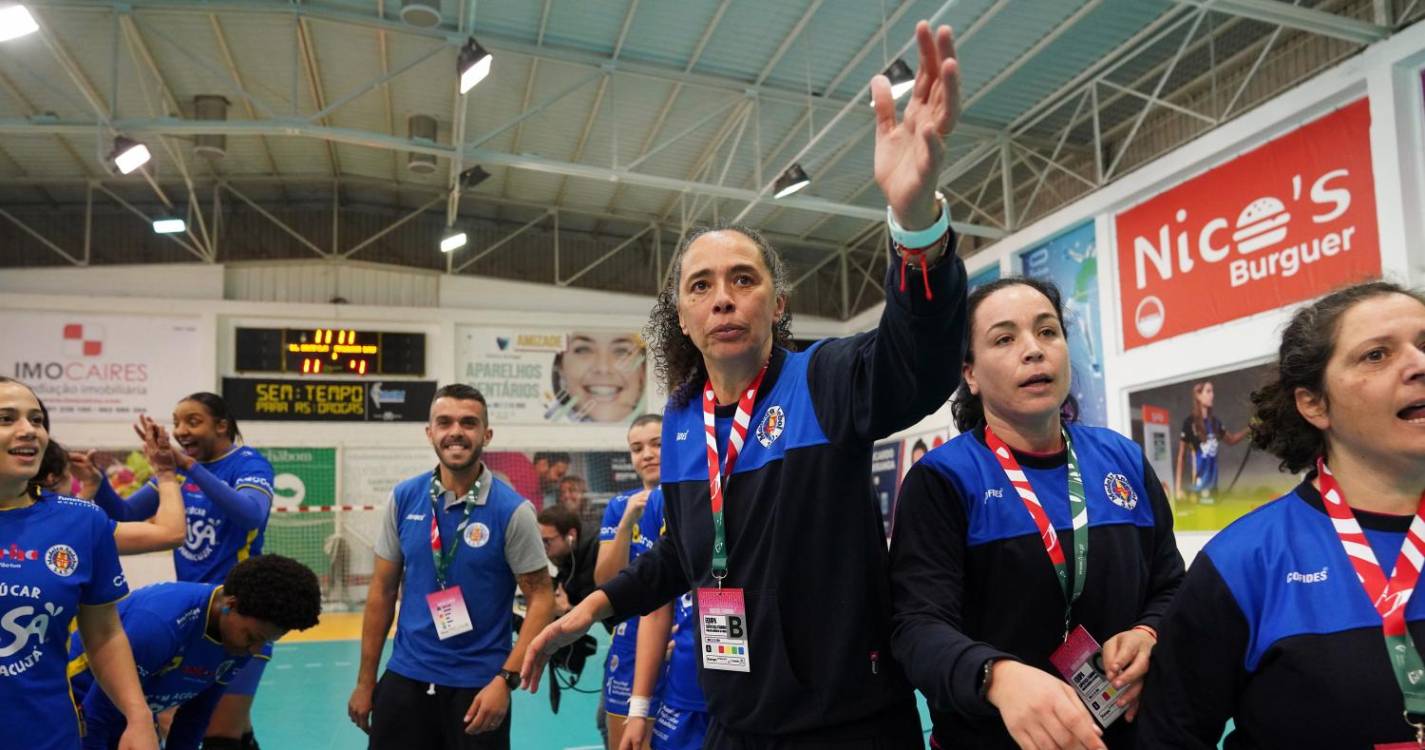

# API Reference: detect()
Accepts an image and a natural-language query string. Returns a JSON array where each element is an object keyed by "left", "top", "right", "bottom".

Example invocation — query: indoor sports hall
[{"left": 2, "top": 1, "right": 1425, "bottom": 748}]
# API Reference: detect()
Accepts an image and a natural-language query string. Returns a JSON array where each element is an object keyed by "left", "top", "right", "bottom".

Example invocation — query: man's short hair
[
  {"left": 533, "top": 451, "right": 572, "bottom": 466},
  {"left": 431, "top": 384, "right": 488, "bottom": 411},
  {"left": 537, "top": 505, "right": 581, "bottom": 537}
]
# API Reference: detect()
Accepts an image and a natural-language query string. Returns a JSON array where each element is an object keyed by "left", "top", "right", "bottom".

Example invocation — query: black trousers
[
  {"left": 369, "top": 670, "right": 511, "bottom": 750},
  {"left": 702, "top": 699, "right": 924, "bottom": 749}
]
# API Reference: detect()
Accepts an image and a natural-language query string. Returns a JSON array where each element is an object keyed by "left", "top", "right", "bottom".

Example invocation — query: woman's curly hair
[
  {"left": 1250, "top": 280, "right": 1425, "bottom": 473},
  {"left": 224, "top": 554, "right": 322, "bottom": 631},
  {"left": 646, "top": 225, "right": 794, "bottom": 407}
]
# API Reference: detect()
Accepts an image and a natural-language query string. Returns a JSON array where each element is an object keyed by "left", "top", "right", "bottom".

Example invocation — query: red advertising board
[
  {"left": 1141, "top": 404, "right": 1170, "bottom": 425},
  {"left": 1115, "top": 98, "right": 1380, "bottom": 350}
]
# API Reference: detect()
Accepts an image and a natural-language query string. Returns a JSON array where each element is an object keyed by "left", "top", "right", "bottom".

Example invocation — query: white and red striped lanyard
[
  {"left": 703, "top": 364, "right": 768, "bottom": 586},
  {"left": 1317, "top": 457, "right": 1425, "bottom": 736},
  {"left": 985, "top": 425, "right": 1088, "bottom": 638}
]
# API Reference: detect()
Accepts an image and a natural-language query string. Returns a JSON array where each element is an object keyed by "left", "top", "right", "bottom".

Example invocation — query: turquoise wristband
[{"left": 887, "top": 192, "right": 949, "bottom": 249}]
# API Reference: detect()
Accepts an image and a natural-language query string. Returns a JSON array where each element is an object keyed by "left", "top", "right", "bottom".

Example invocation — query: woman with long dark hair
[
  {"left": 1174, "top": 380, "right": 1248, "bottom": 504},
  {"left": 0, "top": 377, "right": 157, "bottom": 750},
  {"left": 1140, "top": 281, "right": 1425, "bottom": 747},
  {"left": 889, "top": 278, "right": 1184, "bottom": 749}
]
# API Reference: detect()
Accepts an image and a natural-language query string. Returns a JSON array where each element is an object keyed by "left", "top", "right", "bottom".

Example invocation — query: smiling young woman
[
  {"left": 1139, "top": 281, "right": 1425, "bottom": 748},
  {"left": 888, "top": 278, "right": 1184, "bottom": 750},
  {"left": 0, "top": 377, "right": 158, "bottom": 750}
]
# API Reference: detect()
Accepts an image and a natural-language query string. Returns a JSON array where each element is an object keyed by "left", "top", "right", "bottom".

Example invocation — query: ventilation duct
[{"left": 407, "top": 114, "right": 437, "bottom": 174}]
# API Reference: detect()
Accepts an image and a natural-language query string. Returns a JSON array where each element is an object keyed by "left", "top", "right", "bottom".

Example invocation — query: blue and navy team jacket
[
  {"left": 602, "top": 252, "right": 968, "bottom": 738},
  {"left": 69, "top": 582, "right": 257, "bottom": 750},
  {"left": 1140, "top": 477, "right": 1425, "bottom": 748},
  {"left": 890, "top": 424, "right": 1184, "bottom": 749},
  {"left": 384, "top": 471, "right": 527, "bottom": 689},
  {"left": 0, "top": 495, "right": 129, "bottom": 750}
]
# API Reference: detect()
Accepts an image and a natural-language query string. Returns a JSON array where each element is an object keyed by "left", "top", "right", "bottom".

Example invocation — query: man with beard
[{"left": 348, "top": 384, "right": 555, "bottom": 750}]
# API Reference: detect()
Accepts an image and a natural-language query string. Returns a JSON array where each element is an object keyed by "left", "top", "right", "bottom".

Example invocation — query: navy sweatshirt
[
  {"left": 600, "top": 245, "right": 967, "bottom": 738},
  {"left": 889, "top": 425, "right": 1184, "bottom": 749},
  {"left": 1139, "top": 476, "right": 1425, "bottom": 749}
]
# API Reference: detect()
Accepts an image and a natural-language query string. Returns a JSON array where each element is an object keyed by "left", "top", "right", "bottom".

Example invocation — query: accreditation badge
[
  {"left": 697, "top": 587, "right": 750, "bottom": 673},
  {"left": 426, "top": 586, "right": 474, "bottom": 640},
  {"left": 1049, "top": 625, "right": 1128, "bottom": 728}
]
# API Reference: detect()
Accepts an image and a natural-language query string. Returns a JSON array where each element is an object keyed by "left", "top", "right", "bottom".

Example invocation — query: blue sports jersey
[
  {"left": 167, "top": 446, "right": 274, "bottom": 584},
  {"left": 639, "top": 494, "right": 705, "bottom": 713},
  {"left": 602, "top": 488, "right": 660, "bottom": 656},
  {"left": 0, "top": 495, "right": 129, "bottom": 750},
  {"left": 68, "top": 581, "right": 257, "bottom": 749}
]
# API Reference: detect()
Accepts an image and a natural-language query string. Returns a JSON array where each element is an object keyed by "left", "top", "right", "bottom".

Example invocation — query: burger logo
[{"left": 1232, "top": 197, "right": 1291, "bottom": 255}]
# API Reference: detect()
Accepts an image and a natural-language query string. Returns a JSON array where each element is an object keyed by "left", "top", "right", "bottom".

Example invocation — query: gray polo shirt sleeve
[
  {"left": 374, "top": 491, "right": 403, "bottom": 564},
  {"left": 504, "top": 501, "right": 549, "bottom": 576}
]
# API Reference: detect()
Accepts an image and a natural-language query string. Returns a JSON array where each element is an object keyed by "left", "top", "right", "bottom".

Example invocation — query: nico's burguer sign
[{"left": 1114, "top": 98, "right": 1379, "bottom": 350}]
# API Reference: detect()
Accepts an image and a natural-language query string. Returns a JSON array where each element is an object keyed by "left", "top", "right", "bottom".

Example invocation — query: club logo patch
[
  {"left": 755, "top": 406, "right": 786, "bottom": 448},
  {"left": 463, "top": 522, "right": 491, "bottom": 548},
  {"left": 1104, "top": 473, "right": 1138, "bottom": 511},
  {"left": 45, "top": 544, "right": 79, "bottom": 577},
  {"left": 609, "top": 654, "right": 620, "bottom": 672}
]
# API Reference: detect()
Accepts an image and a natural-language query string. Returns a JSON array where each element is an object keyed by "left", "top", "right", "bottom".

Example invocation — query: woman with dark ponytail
[
  {"left": 1140, "top": 280, "right": 1425, "bottom": 747},
  {"left": 890, "top": 278, "right": 1183, "bottom": 749},
  {"left": 0, "top": 377, "right": 158, "bottom": 750}
]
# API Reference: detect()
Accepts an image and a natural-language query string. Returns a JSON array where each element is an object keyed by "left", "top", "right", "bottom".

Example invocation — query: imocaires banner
[{"left": 1114, "top": 97, "right": 1380, "bottom": 350}]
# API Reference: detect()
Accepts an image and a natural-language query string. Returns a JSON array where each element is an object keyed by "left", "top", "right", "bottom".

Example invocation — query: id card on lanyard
[
  {"left": 425, "top": 475, "right": 479, "bottom": 640},
  {"left": 696, "top": 364, "right": 767, "bottom": 674},
  {"left": 985, "top": 426, "right": 1127, "bottom": 727},
  {"left": 1316, "top": 459, "right": 1425, "bottom": 748}
]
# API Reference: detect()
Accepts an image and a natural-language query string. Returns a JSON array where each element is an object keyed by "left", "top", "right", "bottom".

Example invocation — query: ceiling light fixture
[
  {"left": 457, "top": 38, "right": 493, "bottom": 94},
  {"left": 0, "top": 5, "right": 38, "bottom": 43},
  {"left": 110, "top": 136, "right": 151, "bottom": 175},
  {"left": 772, "top": 163, "right": 810, "bottom": 199},
  {"left": 440, "top": 232, "right": 468, "bottom": 253}
]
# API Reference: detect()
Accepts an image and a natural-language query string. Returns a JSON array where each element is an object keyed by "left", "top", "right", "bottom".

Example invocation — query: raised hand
[
  {"left": 873, "top": 21, "right": 961, "bottom": 231},
  {"left": 133, "top": 415, "right": 178, "bottom": 477},
  {"left": 67, "top": 450, "right": 103, "bottom": 498}
]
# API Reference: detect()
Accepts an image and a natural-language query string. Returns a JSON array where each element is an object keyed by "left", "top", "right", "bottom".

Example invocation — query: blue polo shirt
[
  {"left": 378, "top": 467, "right": 546, "bottom": 689},
  {"left": 0, "top": 494, "right": 128, "bottom": 750}
]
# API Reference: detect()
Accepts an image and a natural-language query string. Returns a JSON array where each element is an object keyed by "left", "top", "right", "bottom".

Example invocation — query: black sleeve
[
  {"left": 1136, "top": 455, "right": 1185, "bottom": 630},
  {"left": 889, "top": 463, "right": 1016, "bottom": 721},
  {"left": 1137, "top": 554, "right": 1247, "bottom": 747},
  {"left": 599, "top": 505, "right": 689, "bottom": 620},
  {"left": 806, "top": 235, "right": 967, "bottom": 445}
]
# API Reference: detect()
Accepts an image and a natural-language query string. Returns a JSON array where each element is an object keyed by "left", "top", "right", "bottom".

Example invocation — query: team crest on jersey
[
  {"left": 463, "top": 522, "right": 491, "bottom": 548},
  {"left": 609, "top": 654, "right": 620, "bottom": 672},
  {"left": 1104, "top": 474, "right": 1138, "bottom": 510},
  {"left": 755, "top": 406, "right": 786, "bottom": 448},
  {"left": 45, "top": 544, "right": 79, "bottom": 577}
]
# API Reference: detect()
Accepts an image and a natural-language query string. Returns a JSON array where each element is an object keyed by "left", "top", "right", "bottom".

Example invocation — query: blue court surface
[{"left": 253, "top": 627, "right": 938, "bottom": 749}]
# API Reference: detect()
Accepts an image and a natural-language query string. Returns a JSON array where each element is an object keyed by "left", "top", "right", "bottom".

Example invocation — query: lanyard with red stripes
[
  {"left": 984, "top": 425, "right": 1088, "bottom": 637},
  {"left": 703, "top": 364, "right": 768, "bottom": 586},
  {"left": 1317, "top": 457, "right": 1425, "bottom": 725}
]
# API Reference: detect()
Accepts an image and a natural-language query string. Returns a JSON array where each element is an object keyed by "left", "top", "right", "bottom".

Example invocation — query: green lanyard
[
  {"left": 984, "top": 426, "right": 1088, "bottom": 636},
  {"left": 427, "top": 473, "right": 480, "bottom": 590}
]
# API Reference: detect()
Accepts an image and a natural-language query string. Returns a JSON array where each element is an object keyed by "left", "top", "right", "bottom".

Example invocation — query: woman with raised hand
[
  {"left": 889, "top": 278, "right": 1184, "bottom": 750},
  {"left": 1140, "top": 281, "right": 1425, "bottom": 747}
]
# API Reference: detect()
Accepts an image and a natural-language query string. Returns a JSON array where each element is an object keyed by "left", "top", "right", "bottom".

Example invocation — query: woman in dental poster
[{"left": 1174, "top": 380, "right": 1248, "bottom": 505}]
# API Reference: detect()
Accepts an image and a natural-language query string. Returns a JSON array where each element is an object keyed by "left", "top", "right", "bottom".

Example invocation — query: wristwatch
[
  {"left": 977, "top": 658, "right": 1000, "bottom": 702},
  {"left": 499, "top": 669, "right": 520, "bottom": 690}
]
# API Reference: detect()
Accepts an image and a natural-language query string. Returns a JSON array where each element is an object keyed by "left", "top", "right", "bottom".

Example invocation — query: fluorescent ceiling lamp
[
  {"left": 440, "top": 232, "right": 468, "bottom": 253},
  {"left": 0, "top": 5, "right": 38, "bottom": 43},
  {"left": 110, "top": 136, "right": 151, "bottom": 175},
  {"left": 152, "top": 217, "right": 186, "bottom": 234},
  {"left": 457, "top": 38, "right": 492, "bottom": 94},
  {"left": 869, "top": 59, "right": 915, "bottom": 106},
  {"left": 772, "top": 163, "right": 810, "bottom": 199}
]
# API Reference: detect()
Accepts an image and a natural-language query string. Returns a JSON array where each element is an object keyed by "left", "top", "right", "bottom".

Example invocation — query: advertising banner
[
  {"left": 1020, "top": 222, "right": 1106, "bottom": 425},
  {"left": 0, "top": 312, "right": 201, "bottom": 421},
  {"left": 221, "top": 378, "right": 435, "bottom": 422},
  {"left": 264, "top": 447, "right": 337, "bottom": 509},
  {"left": 457, "top": 327, "right": 647, "bottom": 425},
  {"left": 1115, "top": 99, "right": 1379, "bottom": 349}
]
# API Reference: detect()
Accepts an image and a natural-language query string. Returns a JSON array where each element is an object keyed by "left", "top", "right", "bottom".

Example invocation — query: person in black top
[
  {"left": 1139, "top": 281, "right": 1425, "bottom": 748},
  {"left": 538, "top": 504, "right": 601, "bottom": 614},
  {"left": 889, "top": 278, "right": 1183, "bottom": 750},
  {"left": 520, "top": 21, "right": 967, "bottom": 748},
  {"left": 1174, "top": 380, "right": 1248, "bottom": 503}
]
